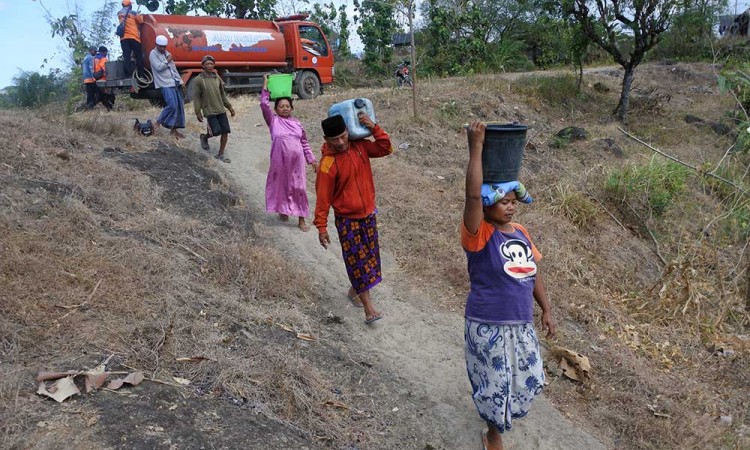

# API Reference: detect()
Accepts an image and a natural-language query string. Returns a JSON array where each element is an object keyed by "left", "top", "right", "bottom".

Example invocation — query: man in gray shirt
[{"left": 149, "top": 35, "right": 185, "bottom": 138}]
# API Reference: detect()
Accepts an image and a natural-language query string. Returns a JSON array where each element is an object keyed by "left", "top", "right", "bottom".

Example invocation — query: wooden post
[{"left": 408, "top": 0, "right": 417, "bottom": 118}]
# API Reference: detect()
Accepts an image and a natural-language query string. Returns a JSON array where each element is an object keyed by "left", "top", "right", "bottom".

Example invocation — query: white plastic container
[{"left": 327, "top": 98, "right": 377, "bottom": 140}]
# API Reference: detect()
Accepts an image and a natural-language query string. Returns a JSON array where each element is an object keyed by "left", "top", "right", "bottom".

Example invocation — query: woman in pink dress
[{"left": 260, "top": 74, "right": 318, "bottom": 231}]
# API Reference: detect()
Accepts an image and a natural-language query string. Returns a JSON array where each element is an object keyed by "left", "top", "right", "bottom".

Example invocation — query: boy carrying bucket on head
[
  {"left": 195, "top": 55, "right": 235, "bottom": 163},
  {"left": 462, "top": 121, "right": 556, "bottom": 450}
]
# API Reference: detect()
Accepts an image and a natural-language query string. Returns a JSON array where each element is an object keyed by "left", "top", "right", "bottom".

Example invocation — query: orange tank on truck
[
  {"left": 133, "top": 14, "right": 334, "bottom": 100},
  {"left": 140, "top": 15, "right": 289, "bottom": 67}
]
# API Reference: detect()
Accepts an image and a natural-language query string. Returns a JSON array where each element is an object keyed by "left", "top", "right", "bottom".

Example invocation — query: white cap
[{"left": 155, "top": 35, "right": 168, "bottom": 46}]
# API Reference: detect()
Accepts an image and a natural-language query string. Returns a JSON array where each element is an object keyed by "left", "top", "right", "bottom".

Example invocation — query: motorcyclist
[{"left": 395, "top": 60, "right": 411, "bottom": 87}]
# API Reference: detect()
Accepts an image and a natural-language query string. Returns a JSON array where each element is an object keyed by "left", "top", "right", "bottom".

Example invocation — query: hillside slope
[{"left": 1, "top": 62, "right": 748, "bottom": 449}]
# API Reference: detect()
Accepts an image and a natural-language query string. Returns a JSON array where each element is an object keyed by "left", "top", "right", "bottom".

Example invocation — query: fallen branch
[
  {"left": 618, "top": 127, "right": 750, "bottom": 198},
  {"left": 55, "top": 280, "right": 103, "bottom": 322}
]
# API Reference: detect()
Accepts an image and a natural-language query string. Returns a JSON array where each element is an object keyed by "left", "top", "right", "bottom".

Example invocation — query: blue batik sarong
[
  {"left": 464, "top": 319, "right": 545, "bottom": 433},
  {"left": 157, "top": 86, "right": 185, "bottom": 130}
]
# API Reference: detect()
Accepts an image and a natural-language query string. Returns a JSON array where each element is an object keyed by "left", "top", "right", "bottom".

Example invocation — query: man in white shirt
[{"left": 149, "top": 35, "right": 185, "bottom": 138}]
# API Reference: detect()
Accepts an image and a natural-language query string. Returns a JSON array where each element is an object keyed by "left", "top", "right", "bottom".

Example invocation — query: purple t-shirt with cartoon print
[{"left": 461, "top": 220, "right": 542, "bottom": 324}]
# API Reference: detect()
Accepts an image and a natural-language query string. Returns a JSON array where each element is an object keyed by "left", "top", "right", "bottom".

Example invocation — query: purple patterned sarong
[{"left": 334, "top": 212, "right": 382, "bottom": 294}]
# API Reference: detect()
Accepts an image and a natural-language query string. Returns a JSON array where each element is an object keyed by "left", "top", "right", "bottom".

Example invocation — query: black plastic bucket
[{"left": 482, "top": 123, "right": 528, "bottom": 183}]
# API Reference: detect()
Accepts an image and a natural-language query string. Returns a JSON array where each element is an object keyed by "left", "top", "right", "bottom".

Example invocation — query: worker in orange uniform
[
  {"left": 93, "top": 46, "right": 115, "bottom": 110},
  {"left": 117, "top": 0, "right": 144, "bottom": 77},
  {"left": 82, "top": 46, "right": 97, "bottom": 109}
]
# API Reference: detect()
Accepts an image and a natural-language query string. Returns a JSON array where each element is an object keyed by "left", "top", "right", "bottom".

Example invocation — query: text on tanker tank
[
  {"left": 203, "top": 31, "right": 274, "bottom": 50},
  {"left": 191, "top": 45, "right": 268, "bottom": 53}
]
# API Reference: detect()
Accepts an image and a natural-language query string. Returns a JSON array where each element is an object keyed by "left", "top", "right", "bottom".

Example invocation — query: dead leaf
[
  {"left": 551, "top": 346, "right": 591, "bottom": 382},
  {"left": 84, "top": 370, "right": 110, "bottom": 393},
  {"left": 106, "top": 379, "right": 125, "bottom": 390},
  {"left": 124, "top": 371, "right": 144, "bottom": 386},
  {"left": 559, "top": 357, "right": 580, "bottom": 381},
  {"left": 296, "top": 333, "right": 317, "bottom": 341},
  {"left": 279, "top": 324, "right": 294, "bottom": 332},
  {"left": 37, "top": 376, "right": 80, "bottom": 403},
  {"left": 172, "top": 376, "right": 191, "bottom": 386},
  {"left": 106, "top": 371, "right": 144, "bottom": 390}
]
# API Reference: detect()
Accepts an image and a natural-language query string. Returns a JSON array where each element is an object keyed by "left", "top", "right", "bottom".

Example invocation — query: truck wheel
[{"left": 296, "top": 71, "right": 320, "bottom": 99}]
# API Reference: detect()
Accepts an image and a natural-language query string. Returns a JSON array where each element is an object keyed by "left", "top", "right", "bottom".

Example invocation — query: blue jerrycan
[{"left": 327, "top": 98, "right": 377, "bottom": 140}]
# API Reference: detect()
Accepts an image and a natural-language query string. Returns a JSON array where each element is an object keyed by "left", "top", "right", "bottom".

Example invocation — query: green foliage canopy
[
  {"left": 5, "top": 70, "right": 68, "bottom": 109},
  {"left": 354, "top": 0, "right": 397, "bottom": 74},
  {"left": 164, "top": 0, "right": 277, "bottom": 20},
  {"left": 421, "top": 0, "right": 543, "bottom": 75}
]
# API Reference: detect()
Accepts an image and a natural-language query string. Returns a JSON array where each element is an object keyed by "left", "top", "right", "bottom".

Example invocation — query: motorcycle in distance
[{"left": 394, "top": 60, "right": 413, "bottom": 88}]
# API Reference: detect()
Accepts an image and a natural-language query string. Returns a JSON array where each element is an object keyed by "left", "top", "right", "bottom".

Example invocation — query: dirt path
[{"left": 216, "top": 103, "right": 609, "bottom": 450}]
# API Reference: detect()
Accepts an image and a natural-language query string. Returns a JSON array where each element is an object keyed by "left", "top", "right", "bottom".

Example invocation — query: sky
[{"left": 1, "top": 0, "right": 750, "bottom": 89}]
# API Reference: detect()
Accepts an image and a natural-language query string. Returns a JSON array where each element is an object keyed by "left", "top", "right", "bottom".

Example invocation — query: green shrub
[
  {"left": 5, "top": 70, "right": 68, "bottom": 108},
  {"left": 550, "top": 135, "right": 571, "bottom": 149},
  {"left": 605, "top": 159, "right": 691, "bottom": 216},
  {"left": 438, "top": 99, "right": 460, "bottom": 120},
  {"left": 721, "top": 202, "right": 750, "bottom": 241},
  {"left": 550, "top": 184, "right": 599, "bottom": 228}
]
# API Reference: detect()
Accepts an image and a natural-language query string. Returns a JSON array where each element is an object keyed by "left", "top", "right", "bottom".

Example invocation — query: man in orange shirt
[
  {"left": 314, "top": 113, "right": 394, "bottom": 325},
  {"left": 82, "top": 46, "right": 97, "bottom": 109},
  {"left": 117, "top": 0, "right": 144, "bottom": 77},
  {"left": 94, "top": 46, "right": 115, "bottom": 110}
]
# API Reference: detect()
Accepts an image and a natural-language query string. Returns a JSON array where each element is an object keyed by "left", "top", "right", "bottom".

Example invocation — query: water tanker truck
[{"left": 99, "top": 13, "right": 334, "bottom": 101}]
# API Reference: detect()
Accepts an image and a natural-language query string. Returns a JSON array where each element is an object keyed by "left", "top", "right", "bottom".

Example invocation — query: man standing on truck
[
  {"left": 194, "top": 55, "right": 235, "bottom": 163},
  {"left": 94, "top": 46, "right": 115, "bottom": 111},
  {"left": 117, "top": 0, "right": 144, "bottom": 77},
  {"left": 149, "top": 35, "right": 185, "bottom": 139}
]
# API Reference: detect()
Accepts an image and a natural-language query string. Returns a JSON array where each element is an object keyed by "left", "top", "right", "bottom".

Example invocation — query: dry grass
[{"left": 0, "top": 109, "right": 381, "bottom": 448}]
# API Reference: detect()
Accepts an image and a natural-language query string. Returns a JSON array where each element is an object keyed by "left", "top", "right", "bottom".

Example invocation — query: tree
[
  {"left": 567, "top": 0, "right": 678, "bottom": 122},
  {"left": 307, "top": 1, "right": 337, "bottom": 38},
  {"left": 304, "top": 1, "right": 352, "bottom": 58},
  {"left": 421, "top": 0, "right": 540, "bottom": 75},
  {"left": 40, "top": 0, "right": 118, "bottom": 67},
  {"left": 353, "top": 0, "right": 397, "bottom": 74},
  {"left": 337, "top": 3, "right": 352, "bottom": 57},
  {"left": 423, "top": 0, "right": 491, "bottom": 74},
  {"left": 6, "top": 70, "right": 67, "bottom": 108},
  {"left": 164, "top": 0, "right": 277, "bottom": 20},
  {"left": 655, "top": 0, "right": 727, "bottom": 59}
]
